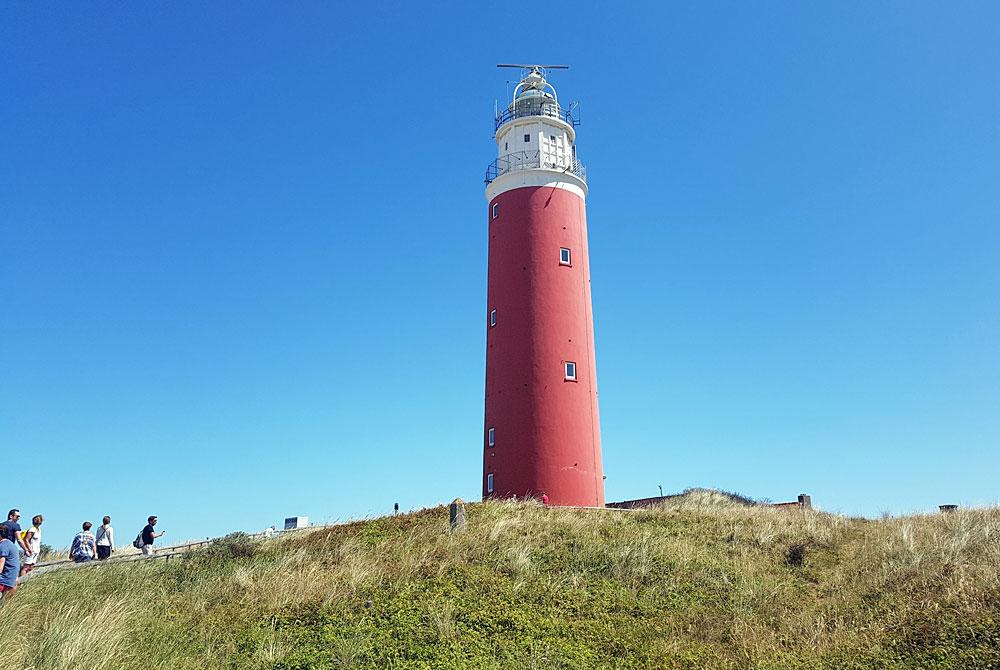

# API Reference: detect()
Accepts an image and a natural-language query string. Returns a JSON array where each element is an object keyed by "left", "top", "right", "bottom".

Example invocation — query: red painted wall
[{"left": 483, "top": 185, "right": 604, "bottom": 507}]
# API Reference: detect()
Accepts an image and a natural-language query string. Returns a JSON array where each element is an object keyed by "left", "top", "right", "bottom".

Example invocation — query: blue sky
[{"left": 3, "top": 2, "right": 998, "bottom": 546}]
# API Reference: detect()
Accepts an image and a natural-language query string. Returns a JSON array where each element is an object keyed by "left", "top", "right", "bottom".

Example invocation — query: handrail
[
  {"left": 485, "top": 150, "right": 587, "bottom": 185},
  {"left": 494, "top": 103, "right": 578, "bottom": 134},
  {"left": 25, "top": 525, "right": 326, "bottom": 577}
]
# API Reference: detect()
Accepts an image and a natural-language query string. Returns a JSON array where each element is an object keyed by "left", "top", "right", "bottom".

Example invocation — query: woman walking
[
  {"left": 19, "top": 515, "right": 43, "bottom": 577},
  {"left": 95, "top": 516, "right": 114, "bottom": 560}
]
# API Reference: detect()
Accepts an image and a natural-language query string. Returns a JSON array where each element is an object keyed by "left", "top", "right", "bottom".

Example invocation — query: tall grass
[{"left": 3, "top": 494, "right": 999, "bottom": 669}]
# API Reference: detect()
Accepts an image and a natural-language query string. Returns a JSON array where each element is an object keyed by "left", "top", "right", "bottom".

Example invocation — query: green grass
[{"left": 3, "top": 491, "right": 999, "bottom": 669}]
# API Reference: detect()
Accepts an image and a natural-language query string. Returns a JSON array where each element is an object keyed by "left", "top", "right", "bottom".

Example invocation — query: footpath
[{"left": 24, "top": 525, "right": 326, "bottom": 579}]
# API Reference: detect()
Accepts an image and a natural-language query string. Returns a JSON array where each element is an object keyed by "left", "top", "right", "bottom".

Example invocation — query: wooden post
[{"left": 450, "top": 498, "right": 466, "bottom": 532}]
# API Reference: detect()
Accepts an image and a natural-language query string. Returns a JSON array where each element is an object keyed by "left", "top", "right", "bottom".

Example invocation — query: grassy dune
[{"left": 2, "top": 491, "right": 999, "bottom": 669}]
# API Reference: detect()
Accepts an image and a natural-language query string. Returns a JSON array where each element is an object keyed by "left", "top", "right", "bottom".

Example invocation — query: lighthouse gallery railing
[
  {"left": 485, "top": 150, "right": 587, "bottom": 185},
  {"left": 494, "top": 103, "right": 579, "bottom": 134}
]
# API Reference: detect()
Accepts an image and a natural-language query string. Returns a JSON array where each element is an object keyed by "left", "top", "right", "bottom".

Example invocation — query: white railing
[{"left": 485, "top": 150, "right": 587, "bottom": 184}]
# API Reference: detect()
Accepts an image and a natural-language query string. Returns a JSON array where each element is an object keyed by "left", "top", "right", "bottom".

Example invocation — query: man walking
[
  {"left": 70, "top": 522, "right": 97, "bottom": 563},
  {"left": 139, "top": 516, "right": 164, "bottom": 556},
  {"left": 1, "top": 510, "right": 31, "bottom": 561}
]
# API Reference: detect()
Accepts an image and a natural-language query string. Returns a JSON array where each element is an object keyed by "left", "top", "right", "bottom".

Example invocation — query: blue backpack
[{"left": 71, "top": 533, "right": 94, "bottom": 560}]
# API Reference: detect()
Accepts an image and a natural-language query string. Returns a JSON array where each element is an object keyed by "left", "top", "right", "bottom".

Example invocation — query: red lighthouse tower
[{"left": 483, "top": 65, "right": 604, "bottom": 507}]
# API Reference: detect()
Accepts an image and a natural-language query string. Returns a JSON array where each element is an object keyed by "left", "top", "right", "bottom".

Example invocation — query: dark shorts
[
  {"left": 97, "top": 545, "right": 112, "bottom": 560},
  {"left": 73, "top": 555, "right": 93, "bottom": 563}
]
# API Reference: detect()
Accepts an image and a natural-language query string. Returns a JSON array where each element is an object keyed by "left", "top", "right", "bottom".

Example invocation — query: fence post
[{"left": 449, "top": 499, "right": 466, "bottom": 533}]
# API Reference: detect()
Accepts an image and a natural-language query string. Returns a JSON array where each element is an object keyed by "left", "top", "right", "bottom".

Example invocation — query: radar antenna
[
  {"left": 497, "top": 64, "right": 569, "bottom": 79},
  {"left": 496, "top": 64, "right": 569, "bottom": 69}
]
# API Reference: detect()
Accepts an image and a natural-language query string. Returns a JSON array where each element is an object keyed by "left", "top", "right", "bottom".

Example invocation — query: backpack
[
  {"left": 133, "top": 533, "right": 144, "bottom": 549},
  {"left": 71, "top": 533, "right": 93, "bottom": 560}
]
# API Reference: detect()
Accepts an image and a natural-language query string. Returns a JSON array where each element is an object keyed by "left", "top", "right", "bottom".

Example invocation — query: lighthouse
[{"left": 483, "top": 65, "right": 604, "bottom": 507}]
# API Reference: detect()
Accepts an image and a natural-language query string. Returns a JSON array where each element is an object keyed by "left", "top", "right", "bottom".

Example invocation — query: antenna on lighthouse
[
  {"left": 497, "top": 64, "right": 569, "bottom": 80},
  {"left": 496, "top": 64, "right": 569, "bottom": 69}
]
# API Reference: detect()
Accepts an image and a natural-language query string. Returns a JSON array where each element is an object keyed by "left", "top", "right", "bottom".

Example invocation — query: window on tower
[
  {"left": 524, "top": 133, "right": 530, "bottom": 143},
  {"left": 564, "top": 361, "right": 577, "bottom": 381},
  {"left": 490, "top": 309, "right": 496, "bottom": 327},
  {"left": 505, "top": 141, "right": 508, "bottom": 151},
  {"left": 488, "top": 427, "right": 495, "bottom": 447},
  {"left": 559, "top": 247, "right": 572, "bottom": 265},
  {"left": 550, "top": 135, "right": 556, "bottom": 142},
  {"left": 492, "top": 203, "right": 499, "bottom": 219},
  {"left": 487, "top": 473, "right": 494, "bottom": 493}
]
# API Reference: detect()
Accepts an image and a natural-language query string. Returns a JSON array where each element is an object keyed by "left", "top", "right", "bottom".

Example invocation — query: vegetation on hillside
[{"left": 2, "top": 491, "right": 998, "bottom": 669}]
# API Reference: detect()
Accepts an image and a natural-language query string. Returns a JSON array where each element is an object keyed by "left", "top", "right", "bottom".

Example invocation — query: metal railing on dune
[{"left": 25, "top": 524, "right": 329, "bottom": 576}]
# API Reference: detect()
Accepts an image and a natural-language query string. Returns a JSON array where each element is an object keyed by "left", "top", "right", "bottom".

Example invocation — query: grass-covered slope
[{"left": 3, "top": 491, "right": 999, "bottom": 669}]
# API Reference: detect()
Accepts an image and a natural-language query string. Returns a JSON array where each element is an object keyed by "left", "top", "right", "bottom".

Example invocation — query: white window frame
[
  {"left": 486, "top": 473, "right": 494, "bottom": 493},
  {"left": 524, "top": 133, "right": 530, "bottom": 143},
  {"left": 488, "top": 427, "right": 495, "bottom": 447},
  {"left": 492, "top": 203, "right": 499, "bottom": 219},
  {"left": 559, "top": 247, "right": 572, "bottom": 266},
  {"left": 490, "top": 309, "right": 496, "bottom": 327},
  {"left": 564, "top": 361, "right": 577, "bottom": 381}
]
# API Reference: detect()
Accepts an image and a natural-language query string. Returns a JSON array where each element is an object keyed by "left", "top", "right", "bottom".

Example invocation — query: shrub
[{"left": 191, "top": 531, "right": 259, "bottom": 563}]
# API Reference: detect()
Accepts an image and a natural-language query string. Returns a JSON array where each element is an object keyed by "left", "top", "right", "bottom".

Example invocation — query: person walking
[
  {"left": 95, "top": 516, "right": 114, "bottom": 560},
  {"left": 0, "top": 534, "right": 20, "bottom": 599},
  {"left": 19, "top": 515, "right": 43, "bottom": 577},
  {"left": 70, "top": 522, "right": 97, "bottom": 563},
  {"left": 138, "top": 516, "right": 164, "bottom": 556},
  {"left": 1, "top": 509, "right": 31, "bottom": 561}
]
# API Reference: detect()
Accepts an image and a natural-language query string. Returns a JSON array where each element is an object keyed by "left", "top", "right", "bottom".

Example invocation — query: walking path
[{"left": 24, "top": 525, "right": 327, "bottom": 579}]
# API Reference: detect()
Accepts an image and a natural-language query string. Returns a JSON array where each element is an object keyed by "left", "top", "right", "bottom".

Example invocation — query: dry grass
[{"left": 3, "top": 494, "right": 999, "bottom": 669}]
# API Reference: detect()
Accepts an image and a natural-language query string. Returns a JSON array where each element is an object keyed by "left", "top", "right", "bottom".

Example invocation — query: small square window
[
  {"left": 550, "top": 135, "right": 556, "bottom": 142},
  {"left": 488, "top": 427, "right": 495, "bottom": 447},
  {"left": 524, "top": 134, "right": 530, "bottom": 143},
  {"left": 492, "top": 203, "right": 499, "bottom": 219},
  {"left": 490, "top": 309, "right": 496, "bottom": 327},
  {"left": 487, "top": 473, "right": 494, "bottom": 493},
  {"left": 564, "top": 361, "right": 577, "bottom": 381},
  {"left": 559, "top": 247, "right": 571, "bottom": 265}
]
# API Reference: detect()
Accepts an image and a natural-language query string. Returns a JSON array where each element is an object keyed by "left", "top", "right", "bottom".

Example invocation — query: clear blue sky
[{"left": 3, "top": 2, "right": 998, "bottom": 547}]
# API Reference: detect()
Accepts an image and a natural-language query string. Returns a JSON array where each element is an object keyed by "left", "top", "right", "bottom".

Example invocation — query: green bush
[{"left": 190, "top": 531, "right": 259, "bottom": 563}]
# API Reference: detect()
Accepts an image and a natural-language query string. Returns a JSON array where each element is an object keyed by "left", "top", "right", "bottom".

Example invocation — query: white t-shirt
[
  {"left": 23, "top": 526, "right": 41, "bottom": 565},
  {"left": 96, "top": 524, "right": 114, "bottom": 548}
]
